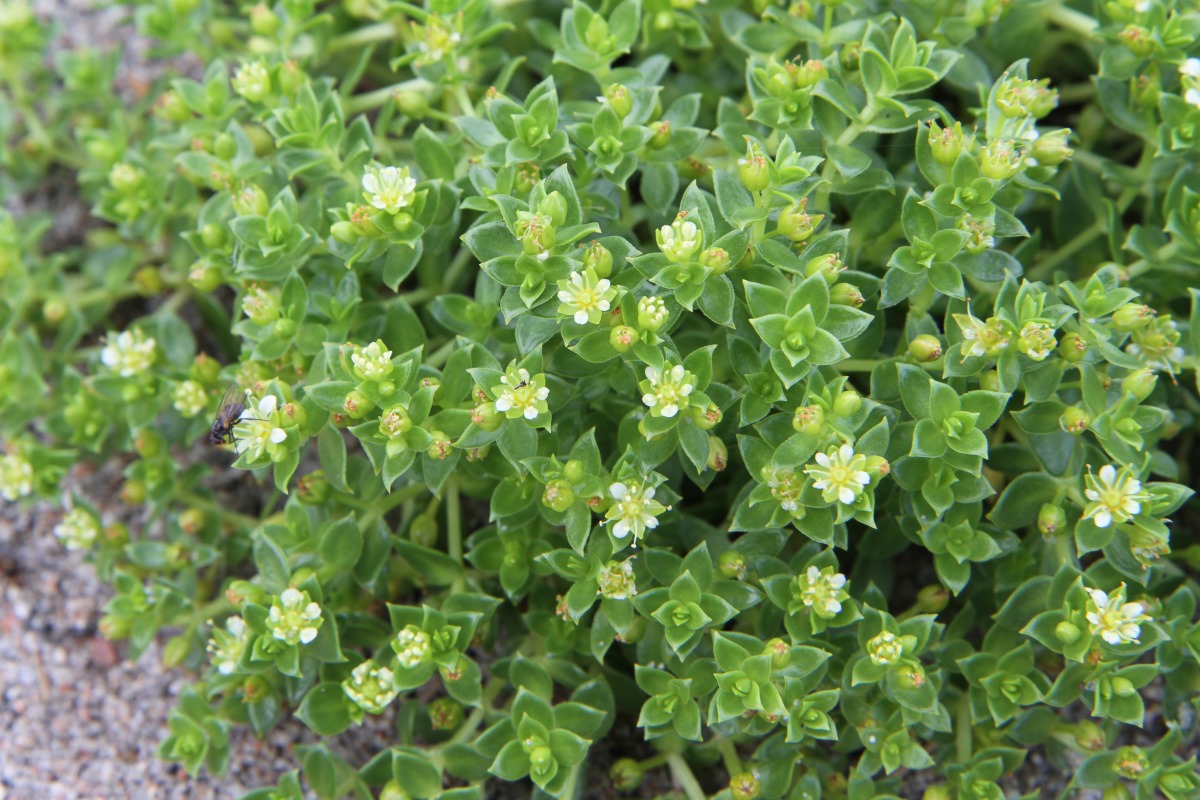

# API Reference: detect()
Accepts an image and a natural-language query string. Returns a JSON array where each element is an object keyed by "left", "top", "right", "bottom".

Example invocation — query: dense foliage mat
[{"left": 3, "top": 0, "right": 1200, "bottom": 797}]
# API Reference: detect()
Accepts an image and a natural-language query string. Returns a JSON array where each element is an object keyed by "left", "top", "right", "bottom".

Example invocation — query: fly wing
[{"left": 215, "top": 383, "right": 246, "bottom": 420}]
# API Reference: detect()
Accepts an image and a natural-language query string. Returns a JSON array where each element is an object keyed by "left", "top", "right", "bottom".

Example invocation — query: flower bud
[
  {"left": 380, "top": 779, "right": 411, "bottom": 800},
  {"left": 805, "top": 253, "right": 844, "bottom": 284},
  {"left": 427, "top": 430, "right": 452, "bottom": 460},
  {"left": 832, "top": 389, "right": 862, "bottom": 417},
  {"left": 470, "top": 401, "right": 502, "bottom": 432},
  {"left": 555, "top": 460, "right": 584, "bottom": 487},
  {"left": 690, "top": 402, "right": 722, "bottom": 431},
  {"left": 979, "top": 370, "right": 1000, "bottom": 392},
  {"left": 429, "top": 697, "right": 464, "bottom": 731},
  {"left": 239, "top": 674, "right": 270, "bottom": 704},
  {"left": 1072, "top": 720, "right": 1104, "bottom": 751},
  {"left": 42, "top": 297, "right": 68, "bottom": 325},
  {"left": 100, "top": 614, "right": 132, "bottom": 640},
  {"left": 922, "top": 785, "right": 952, "bottom": 800},
  {"left": 232, "top": 184, "right": 269, "bottom": 216},
  {"left": 637, "top": 295, "right": 669, "bottom": 333},
  {"left": 908, "top": 334, "right": 943, "bottom": 362},
  {"left": 700, "top": 246, "right": 731, "bottom": 275},
  {"left": 380, "top": 405, "right": 413, "bottom": 437},
  {"left": 539, "top": 191, "right": 568, "bottom": 228},
  {"left": 647, "top": 120, "right": 671, "bottom": 149},
  {"left": 250, "top": 3, "right": 279, "bottom": 35},
  {"left": 865, "top": 455, "right": 890, "bottom": 479},
  {"left": 121, "top": 479, "right": 147, "bottom": 505},
  {"left": 1058, "top": 332, "right": 1088, "bottom": 362},
  {"left": 409, "top": 513, "right": 438, "bottom": 547},
  {"left": 777, "top": 201, "right": 820, "bottom": 242},
  {"left": 739, "top": 151, "right": 770, "bottom": 192},
  {"left": 109, "top": 162, "right": 143, "bottom": 193},
  {"left": 330, "top": 221, "right": 360, "bottom": 244},
  {"left": 156, "top": 89, "right": 191, "bottom": 123},
  {"left": 980, "top": 140, "right": 1023, "bottom": 180},
  {"left": 1059, "top": 406, "right": 1089, "bottom": 435},
  {"left": 793, "top": 59, "right": 826, "bottom": 89},
  {"left": 830, "top": 282, "right": 864, "bottom": 307},
  {"left": 297, "top": 470, "right": 331, "bottom": 504},
  {"left": 718, "top": 549, "right": 747, "bottom": 580},
  {"left": 583, "top": 12, "right": 612, "bottom": 51},
  {"left": 1032, "top": 129, "right": 1073, "bottom": 166},
  {"left": 928, "top": 121, "right": 969, "bottom": 166},
  {"left": 162, "top": 635, "right": 192, "bottom": 668},
  {"left": 1111, "top": 303, "right": 1155, "bottom": 333},
  {"left": 896, "top": 663, "right": 928, "bottom": 690},
  {"left": 1121, "top": 368, "right": 1157, "bottom": 402},
  {"left": 916, "top": 585, "right": 949, "bottom": 612},
  {"left": 610, "top": 758, "right": 645, "bottom": 792},
  {"left": 1102, "top": 784, "right": 1132, "bottom": 800},
  {"left": 342, "top": 390, "right": 373, "bottom": 419},
  {"left": 542, "top": 478, "right": 576, "bottom": 512},
  {"left": 609, "top": 324, "right": 638, "bottom": 352},
  {"left": 706, "top": 435, "right": 728, "bottom": 472},
  {"left": 186, "top": 259, "right": 221, "bottom": 292},
  {"left": 730, "top": 771, "right": 762, "bottom": 800},
  {"left": 1055, "top": 620, "right": 1081, "bottom": 644},
  {"left": 583, "top": 241, "right": 612, "bottom": 279},
  {"left": 1109, "top": 676, "right": 1136, "bottom": 697},
  {"left": 792, "top": 404, "right": 824, "bottom": 436},
  {"left": 1038, "top": 504, "right": 1067, "bottom": 537},
  {"left": 226, "top": 579, "right": 267, "bottom": 607},
  {"left": 603, "top": 84, "right": 633, "bottom": 118}
]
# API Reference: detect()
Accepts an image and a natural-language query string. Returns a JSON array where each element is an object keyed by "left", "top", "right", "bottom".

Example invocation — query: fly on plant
[{"left": 209, "top": 384, "right": 247, "bottom": 445}]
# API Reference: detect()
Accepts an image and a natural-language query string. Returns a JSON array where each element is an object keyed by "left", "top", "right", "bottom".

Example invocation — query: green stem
[
  {"left": 175, "top": 490, "right": 264, "bottom": 531},
  {"left": 821, "top": 6, "right": 835, "bottom": 55},
  {"left": 446, "top": 477, "right": 464, "bottom": 592},
  {"left": 453, "top": 83, "right": 476, "bottom": 117},
  {"left": 326, "top": 21, "right": 398, "bottom": 54},
  {"left": 442, "top": 247, "right": 474, "bottom": 293},
  {"left": 955, "top": 693, "right": 973, "bottom": 763},
  {"left": 426, "top": 338, "right": 457, "bottom": 369},
  {"left": 1043, "top": 3, "right": 1098, "bottom": 36},
  {"left": 837, "top": 357, "right": 940, "bottom": 373},
  {"left": 359, "top": 482, "right": 432, "bottom": 529},
  {"left": 193, "top": 596, "right": 235, "bottom": 625},
  {"left": 667, "top": 753, "right": 708, "bottom": 800},
  {"left": 1028, "top": 222, "right": 1103, "bottom": 281},
  {"left": 345, "top": 78, "right": 435, "bottom": 114},
  {"left": 715, "top": 738, "right": 742, "bottom": 777},
  {"left": 814, "top": 101, "right": 877, "bottom": 216}
]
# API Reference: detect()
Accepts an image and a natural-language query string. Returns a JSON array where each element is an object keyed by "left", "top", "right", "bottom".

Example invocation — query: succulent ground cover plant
[{"left": 3, "top": 0, "right": 1200, "bottom": 797}]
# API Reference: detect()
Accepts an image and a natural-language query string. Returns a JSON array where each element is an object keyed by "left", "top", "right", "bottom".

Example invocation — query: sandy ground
[{"left": 0, "top": 462, "right": 328, "bottom": 799}]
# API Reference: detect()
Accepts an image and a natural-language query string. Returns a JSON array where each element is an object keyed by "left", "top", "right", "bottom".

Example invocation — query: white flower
[
  {"left": 867, "top": 630, "right": 903, "bottom": 665},
  {"left": 804, "top": 444, "right": 871, "bottom": 506},
  {"left": 173, "top": 380, "right": 208, "bottom": 418},
  {"left": 557, "top": 270, "right": 617, "bottom": 325},
  {"left": 342, "top": 660, "right": 398, "bottom": 714},
  {"left": 232, "top": 62, "right": 271, "bottom": 102},
  {"left": 0, "top": 453, "right": 34, "bottom": 501},
  {"left": 797, "top": 566, "right": 848, "bottom": 618},
  {"left": 1017, "top": 321, "right": 1057, "bottom": 361},
  {"left": 393, "top": 624, "right": 432, "bottom": 669},
  {"left": 596, "top": 558, "right": 638, "bottom": 600},
  {"left": 762, "top": 466, "right": 804, "bottom": 515},
  {"left": 640, "top": 364, "right": 696, "bottom": 418},
  {"left": 952, "top": 310, "right": 1009, "bottom": 360},
  {"left": 1187, "top": 88, "right": 1200, "bottom": 110},
  {"left": 268, "top": 588, "right": 323, "bottom": 645},
  {"left": 1179, "top": 58, "right": 1200, "bottom": 78},
  {"left": 1082, "top": 464, "right": 1146, "bottom": 529},
  {"left": 100, "top": 329, "right": 157, "bottom": 377},
  {"left": 350, "top": 340, "right": 394, "bottom": 381},
  {"left": 493, "top": 368, "right": 550, "bottom": 421},
  {"left": 363, "top": 165, "right": 417, "bottom": 214},
  {"left": 232, "top": 394, "right": 287, "bottom": 460},
  {"left": 54, "top": 507, "right": 101, "bottom": 551},
  {"left": 207, "top": 616, "right": 249, "bottom": 675},
  {"left": 656, "top": 216, "right": 703, "bottom": 263},
  {"left": 1085, "top": 583, "right": 1150, "bottom": 645},
  {"left": 605, "top": 481, "right": 668, "bottom": 546}
]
